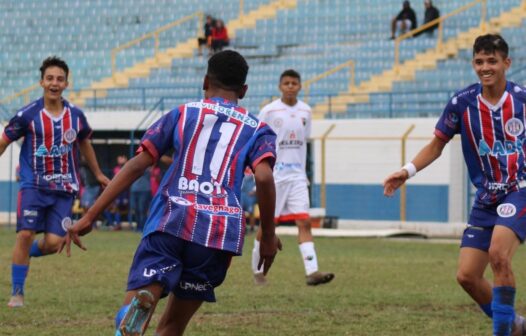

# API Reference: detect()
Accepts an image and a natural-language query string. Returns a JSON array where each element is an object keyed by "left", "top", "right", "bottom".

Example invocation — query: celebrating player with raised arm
[
  {"left": 384, "top": 34, "right": 526, "bottom": 336},
  {"left": 0, "top": 56, "right": 109, "bottom": 308},
  {"left": 62, "top": 50, "right": 282, "bottom": 336}
]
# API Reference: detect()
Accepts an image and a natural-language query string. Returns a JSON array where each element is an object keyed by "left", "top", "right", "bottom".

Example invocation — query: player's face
[
  {"left": 472, "top": 51, "right": 510, "bottom": 89},
  {"left": 279, "top": 76, "right": 301, "bottom": 100},
  {"left": 40, "top": 66, "right": 68, "bottom": 102}
]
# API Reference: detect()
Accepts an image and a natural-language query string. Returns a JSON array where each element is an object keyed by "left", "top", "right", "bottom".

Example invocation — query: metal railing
[
  {"left": 111, "top": 11, "right": 204, "bottom": 76},
  {"left": 303, "top": 60, "right": 355, "bottom": 105}
]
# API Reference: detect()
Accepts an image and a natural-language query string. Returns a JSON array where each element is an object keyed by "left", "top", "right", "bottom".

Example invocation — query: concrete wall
[{"left": 0, "top": 113, "right": 468, "bottom": 225}]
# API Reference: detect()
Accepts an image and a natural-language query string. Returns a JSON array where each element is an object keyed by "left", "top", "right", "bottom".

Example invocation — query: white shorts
[{"left": 275, "top": 180, "right": 310, "bottom": 222}]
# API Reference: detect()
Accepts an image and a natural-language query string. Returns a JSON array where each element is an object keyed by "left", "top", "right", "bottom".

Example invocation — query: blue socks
[
  {"left": 29, "top": 240, "right": 44, "bottom": 258},
  {"left": 115, "top": 304, "right": 130, "bottom": 330},
  {"left": 11, "top": 264, "right": 29, "bottom": 296},
  {"left": 480, "top": 302, "right": 493, "bottom": 318},
  {"left": 492, "top": 286, "right": 516, "bottom": 336}
]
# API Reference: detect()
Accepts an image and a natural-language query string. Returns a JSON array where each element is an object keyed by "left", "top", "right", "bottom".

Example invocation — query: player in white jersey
[{"left": 251, "top": 69, "right": 334, "bottom": 286}]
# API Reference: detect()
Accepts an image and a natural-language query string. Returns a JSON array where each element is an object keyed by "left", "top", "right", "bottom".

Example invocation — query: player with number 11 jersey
[{"left": 139, "top": 97, "right": 276, "bottom": 255}]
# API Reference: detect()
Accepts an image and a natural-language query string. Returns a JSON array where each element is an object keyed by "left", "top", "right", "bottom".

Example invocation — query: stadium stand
[{"left": 0, "top": 0, "right": 525, "bottom": 120}]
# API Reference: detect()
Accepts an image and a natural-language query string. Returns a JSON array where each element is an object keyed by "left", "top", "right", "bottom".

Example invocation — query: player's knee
[
  {"left": 296, "top": 219, "right": 311, "bottom": 230},
  {"left": 456, "top": 271, "right": 477, "bottom": 289},
  {"left": 17, "top": 230, "right": 34, "bottom": 242},
  {"left": 488, "top": 248, "right": 512, "bottom": 274}
]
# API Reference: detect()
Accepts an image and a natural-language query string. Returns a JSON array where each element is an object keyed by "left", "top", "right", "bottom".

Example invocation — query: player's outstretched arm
[
  {"left": 79, "top": 139, "right": 110, "bottom": 187},
  {"left": 383, "top": 136, "right": 447, "bottom": 197},
  {"left": 60, "top": 151, "right": 155, "bottom": 256},
  {"left": 254, "top": 159, "right": 282, "bottom": 275}
]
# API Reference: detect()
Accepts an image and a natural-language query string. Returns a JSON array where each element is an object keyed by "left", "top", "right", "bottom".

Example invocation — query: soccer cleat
[
  {"left": 306, "top": 271, "right": 335, "bottom": 286},
  {"left": 7, "top": 295, "right": 24, "bottom": 308},
  {"left": 512, "top": 315, "right": 526, "bottom": 336},
  {"left": 253, "top": 273, "right": 267, "bottom": 285},
  {"left": 118, "top": 290, "right": 155, "bottom": 336}
]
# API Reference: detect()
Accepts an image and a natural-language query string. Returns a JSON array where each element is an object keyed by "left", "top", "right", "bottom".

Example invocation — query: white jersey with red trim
[{"left": 258, "top": 99, "right": 311, "bottom": 184}]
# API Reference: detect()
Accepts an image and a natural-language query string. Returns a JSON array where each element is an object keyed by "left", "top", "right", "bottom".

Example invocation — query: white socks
[
  {"left": 299, "top": 241, "right": 319, "bottom": 276},
  {"left": 252, "top": 239, "right": 264, "bottom": 274},
  {"left": 253, "top": 240, "right": 320, "bottom": 276}
]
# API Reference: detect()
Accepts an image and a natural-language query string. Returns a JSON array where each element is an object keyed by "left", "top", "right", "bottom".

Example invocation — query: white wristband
[{"left": 402, "top": 162, "right": 417, "bottom": 179}]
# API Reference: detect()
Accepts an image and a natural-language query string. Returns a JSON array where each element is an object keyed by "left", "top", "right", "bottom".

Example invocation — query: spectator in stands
[
  {"left": 130, "top": 168, "right": 151, "bottom": 232},
  {"left": 415, "top": 0, "right": 440, "bottom": 37},
  {"left": 197, "top": 15, "right": 215, "bottom": 57},
  {"left": 211, "top": 19, "right": 229, "bottom": 53},
  {"left": 384, "top": 34, "right": 526, "bottom": 336},
  {"left": 390, "top": 1, "right": 417, "bottom": 39}
]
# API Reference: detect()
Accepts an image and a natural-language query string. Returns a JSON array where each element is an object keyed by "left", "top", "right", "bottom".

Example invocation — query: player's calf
[{"left": 117, "top": 290, "right": 155, "bottom": 336}]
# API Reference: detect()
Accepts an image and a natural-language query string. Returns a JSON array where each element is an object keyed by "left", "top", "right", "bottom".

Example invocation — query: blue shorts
[
  {"left": 461, "top": 189, "right": 526, "bottom": 251},
  {"left": 17, "top": 188, "right": 75, "bottom": 236},
  {"left": 126, "top": 232, "right": 232, "bottom": 302}
]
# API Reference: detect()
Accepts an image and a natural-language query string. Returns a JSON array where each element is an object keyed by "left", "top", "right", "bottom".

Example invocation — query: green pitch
[{"left": 0, "top": 228, "right": 524, "bottom": 335}]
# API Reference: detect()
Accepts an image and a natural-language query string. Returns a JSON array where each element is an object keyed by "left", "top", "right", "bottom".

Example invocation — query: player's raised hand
[
  {"left": 383, "top": 169, "right": 409, "bottom": 197},
  {"left": 258, "top": 234, "right": 282, "bottom": 275}
]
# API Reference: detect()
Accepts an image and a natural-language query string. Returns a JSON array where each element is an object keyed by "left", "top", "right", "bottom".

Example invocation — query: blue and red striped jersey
[
  {"left": 2, "top": 97, "right": 92, "bottom": 194},
  {"left": 435, "top": 81, "right": 526, "bottom": 204},
  {"left": 139, "top": 97, "right": 276, "bottom": 255}
]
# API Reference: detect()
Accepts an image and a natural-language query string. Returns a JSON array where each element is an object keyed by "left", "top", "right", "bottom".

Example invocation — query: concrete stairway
[
  {"left": 69, "top": 0, "right": 298, "bottom": 106},
  {"left": 312, "top": 3, "right": 526, "bottom": 118}
]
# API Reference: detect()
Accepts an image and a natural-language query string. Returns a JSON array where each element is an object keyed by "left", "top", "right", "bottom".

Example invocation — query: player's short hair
[
  {"left": 40, "top": 56, "right": 69, "bottom": 80},
  {"left": 279, "top": 69, "right": 301, "bottom": 83},
  {"left": 473, "top": 34, "right": 509, "bottom": 58},
  {"left": 207, "top": 50, "right": 248, "bottom": 92}
]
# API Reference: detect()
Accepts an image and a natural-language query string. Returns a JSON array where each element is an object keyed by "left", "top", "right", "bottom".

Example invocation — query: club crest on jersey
[
  {"left": 505, "top": 118, "right": 524, "bottom": 137},
  {"left": 273, "top": 118, "right": 283, "bottom": 129},
  {"left": 497, "top": 203, "right": 516, "bottom": 218},
  {"left": 61, "top": 217, "right": 72, "bottom": 231},
  {"left": 63, "top": 128, "right": 77, "bottom": 143}
]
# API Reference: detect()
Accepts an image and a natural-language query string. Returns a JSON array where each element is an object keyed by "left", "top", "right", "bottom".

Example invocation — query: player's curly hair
[
  {"left": 473, "top": 34, "right": 509, "bottom": 58},
  {"left": 39, "top": 56, "right": 69, "bottom": 80},
  {"left": 207, "top": 50, "right": 248, "bottom": 92},
  {"left": 280, "top": 69, "right": 301, "bottom": 83}
]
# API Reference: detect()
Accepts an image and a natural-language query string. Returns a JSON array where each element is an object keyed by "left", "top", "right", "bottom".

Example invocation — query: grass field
[{"left": 1, "top": 228, "right": 526, "bottom": 335}]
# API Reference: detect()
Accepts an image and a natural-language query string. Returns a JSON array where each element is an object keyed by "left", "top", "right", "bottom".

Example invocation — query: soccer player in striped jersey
[
  {"left": 384, "top": 34, "right": 526, "bottom": 336},
  {"left": 0, "top": 56, "right": 109, "bottom": 308},
  {"left": 251, "top": 69, "right": 334, "bottom": 286},
  {"left": 62, "top": 50, "right": 282, "bottom": 336}
]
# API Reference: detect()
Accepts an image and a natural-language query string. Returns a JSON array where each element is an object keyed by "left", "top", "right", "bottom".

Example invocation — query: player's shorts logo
[
  {"left": 505, "top": 118, "right": 524, "bottom": 137},
  {"left": 61, "top": 217, "right": 73, "bottom": 231},
  {"left": 169, "top": 196, "right": 193, "bottom": 206},
  {"left": 497, "top": 203, "right": 516, "bottom": 218},
  {"left": 63, "top": 129, "right": 77, "bottom": 143}
]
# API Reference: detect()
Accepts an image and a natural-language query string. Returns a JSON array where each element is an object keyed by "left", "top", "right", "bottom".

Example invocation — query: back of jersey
[{"left": 139, "top": 97, "right": 276, "bottom": 255}]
